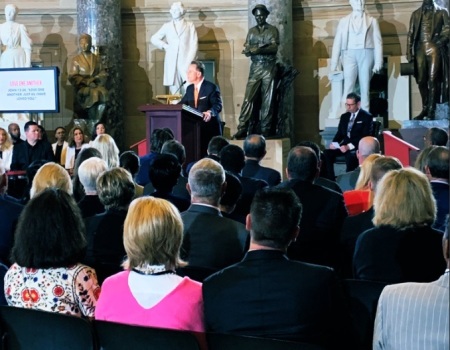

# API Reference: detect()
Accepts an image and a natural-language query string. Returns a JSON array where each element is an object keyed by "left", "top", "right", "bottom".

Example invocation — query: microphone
[{"left": 173, "top": 80, "right": 186, "bottom": 96}]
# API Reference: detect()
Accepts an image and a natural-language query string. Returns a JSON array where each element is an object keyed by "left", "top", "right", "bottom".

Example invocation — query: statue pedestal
[{"left": 229, "top": 138, "right": 291, "bottom": 180}]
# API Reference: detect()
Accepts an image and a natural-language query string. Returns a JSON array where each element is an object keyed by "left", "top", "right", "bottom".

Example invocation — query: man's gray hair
[{"left": 188, "top": 158, "right": 225, "bottom": 203}]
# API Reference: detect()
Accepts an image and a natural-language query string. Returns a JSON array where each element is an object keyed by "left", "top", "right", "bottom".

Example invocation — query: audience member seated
[
  {"left": 278, "top": 146, "right": 347, "bottom": 270},
  {"left": 184, "top": 135, "right": 229, "bottom": 176},
  {"left": 242, "top": 134, "right": 281, "bottom": 186},
  {"left": 19, "top": 160, "right": 49, "bottom": 203},
  {"left": 373, "top": 225, "right": 449, "bottom": 350},
  {"left": 65, "top": 126, "right": 90, "bottom": 175},
  {"left": 343, "top": 153, "right": 383, "bottom": 216},
  {"left": 29, "top": 162, "right": 73, "bottom": 199},
  {"left": 336, "top": 136, "right": 380, "bottom": 192},
  {"left": 37, "top": 125, "right": 50, "bottom": 144},
  {"left": 95, "top": 197, "right": 204, "bottom": 332},
  {"left": 219, "top": 171, "right": 245, "bottom": 225},
  {"left": 414, "top": 145, "right": 436, "bottom": 173},
  {"left": 135, "top": 128, "right": 174, "bottom": 186},
  {"left": 423, "top": 127, "right": 448, "bottom": 147},
  {"left": 7, "top": 123, "right": 24, "bottom": 146},
  {"left": 297, "top": 140, "right": 342, "bottom": 193},
  {"left": 423, "top": 146, "right": 449, "bottom": 233},
  {"left": 84, "top": 167, "right": 135, "bottom": 277},
  {"left": 220, "top": 144, "right": 268, "bottom": 218},
  {"left": 72, "top": 147, "right": 103, "bottom": 202},
  {"left": 203, "top": 187, "right": 352, "bottom": 347},
  {"left": 91, "top": 121, "right": 107, "bottom": 142},
  {"left": 10, "top": 121, "right": 55, "bottom": 171},
  {"left": 148, "top": 153, "right": 190, "bottom": 212},
  {"left": 51, "top": 126, "right": 68, "bottom": 167},
  {"left": 340, "top": 156, "right": 402, "bottom": 278},
  {"left": 77, "top": 157, "right": 107, "bottom": 218},
  {"left": 353, "top": 168, "right": 446, "bottom": 284},
  {"left": 0, "top": 127, "right": 14, "bottom": 171},
  {"left": 119, "top": 151, "right": 144, "bottom": 198},
  {"left": 181, "top": 158, "right": 248, "bottom": 270},
  {"left": 0, "top": 159, "right": 23, "bottom": 265},
  {"left": 144, "top": 139, "right": 190, "bottom": 200},
  {"left": 4, "top": 188, "right": 100, "bottom": 317},
  {"left": 91, "top": 134, "right": 120, "bottom": 169}
]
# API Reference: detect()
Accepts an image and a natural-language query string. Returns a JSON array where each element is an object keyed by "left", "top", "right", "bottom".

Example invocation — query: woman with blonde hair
[
  {"left": 95, "top": 196, "right": 204, "bottom": 332},
  {"left": 0, "top": 127, "right": 13, "bottom": 171},
  {"left": 65, "top": 126, "right": 90, "bottom": 175},
  {"left": 353, "top": 167, "right": 446, "bottom": 284},
  {"left": 30, "top": 162, "right": 72, "bottom": 199},
  {"left": 91, "top": 134, "right": 119, "bottom": 168}
]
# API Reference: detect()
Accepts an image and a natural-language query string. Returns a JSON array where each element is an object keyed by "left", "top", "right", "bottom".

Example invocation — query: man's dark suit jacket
[
  {"left": 143, "top": 174, "right": 190, "bottom": 200},
  {"left": 229, "top": 172, "right": 268, "bottom": 218},
  {"left": 181, "top": 204, "right": 249, "bottom": 270},
  {"left": 203, "top": 250, "right": 352, "bottom": 347},
  {"left": 278, "top": 179, "right": 348, "bottom": 269},
  {"left": 10, "top": 140, "right": 55, "bottom": 170},
  {"left": 336, "top": 167, "right": 361, "bottom": 192},
  {"left": 0, "top": 196, "right": 23, "bottom": 264},
  {"left": 333, "top": 109, "right": 373, "bottom": 147},
  {"left": 314, "top": 176, "right": 343, "bottom": 193},
  {"left": 242, "top": 159, "right": 281, "bottom": 187},
  {"left": 180, "top": 80, "right": 223, "bottom": 157},
  {"left": 430, "top": 181, "right": 449, "bottom": 233},
  {"left": 149, "top": 190, "right": 190, "bottom": 213},
  {"left": 77, "top": 195, "right": 105, "bottom": 218}
]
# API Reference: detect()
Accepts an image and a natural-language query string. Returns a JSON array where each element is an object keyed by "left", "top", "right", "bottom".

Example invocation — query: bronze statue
[
  {"left": 69, "top": 33, "right": 109, "bottom": 121},
  {"left": 232, "top": 4, "right": 279, "bottom": 140},
  {"left": 407, "top": 0, "right": 449, "bottom": 120}
]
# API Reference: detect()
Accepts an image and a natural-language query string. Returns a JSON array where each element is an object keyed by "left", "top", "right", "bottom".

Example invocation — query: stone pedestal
[
  {"left": 230, "top": 138, "right": 291, "bottom": 180},
  {"left": 76, "top": 0, "right": 124, "bottom": 149}
]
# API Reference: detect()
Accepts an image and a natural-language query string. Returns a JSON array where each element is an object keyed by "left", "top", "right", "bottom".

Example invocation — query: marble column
[
  {"left": 248, "top": 0, "right": 294, "bottom": 140},
  {"left": 76, "top": 0, "right": 124, "bottom": 149}
]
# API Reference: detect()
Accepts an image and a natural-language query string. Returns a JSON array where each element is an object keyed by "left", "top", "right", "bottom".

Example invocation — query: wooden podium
[
  {"left": 382, "top": 131, "right": 420, "bottom": 166},
  {"left": 137, "top": 104, "right": 203, "bottom": 166}
]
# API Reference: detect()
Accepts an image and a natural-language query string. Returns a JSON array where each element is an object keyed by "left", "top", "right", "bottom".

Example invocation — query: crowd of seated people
[{"left": 0, "top": 121, "right": 448, "bottom": 349}]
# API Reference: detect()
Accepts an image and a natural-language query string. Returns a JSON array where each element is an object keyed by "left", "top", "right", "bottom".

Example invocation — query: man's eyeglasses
[{"left": 345, "top": 103, "right": 356, "bottom": 107}]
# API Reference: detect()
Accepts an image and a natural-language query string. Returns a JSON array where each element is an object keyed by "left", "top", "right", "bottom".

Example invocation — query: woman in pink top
[{"left": 95, "top": 196, "right": 204, "bottom": 332}]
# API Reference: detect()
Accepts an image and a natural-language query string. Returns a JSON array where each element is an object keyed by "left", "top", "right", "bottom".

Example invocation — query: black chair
[
  {"left": 207, "top": 333, "right": 327, "bottom": 350},
  {"left": 342, "top": 279, "right": 387, "bottom": 350},
  {"left": 0, "top": 306, "right": 96, "bottom": 350},
  {"left": 94, "top": 320, "right": 201, "bottom": 350}
]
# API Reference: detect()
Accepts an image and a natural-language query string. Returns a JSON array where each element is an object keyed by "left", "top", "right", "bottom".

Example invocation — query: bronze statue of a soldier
[{"left": 407, "top": 0, "right": 449, "bottom": 120}]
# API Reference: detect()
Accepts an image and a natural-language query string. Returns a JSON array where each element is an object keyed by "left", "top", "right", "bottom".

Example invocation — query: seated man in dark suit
[
  {"left": 185, "top": 135, "right": 229, "bottom": 176},
  {"left": 10, "top": 121, "right": 55, "bottom": 171},
  {"left": 181, "top": 158, "right": 249, "bottom": 271},
  {"left": 242, "top": 134, "right": 281, "bottom": 186},
  {"left": 220, "top": 144, "right": 268, "bottom": 218},
  {"left": 278, "top": 146, "right": 348, "bottom": 270},
  {"left": 423, "top": 127, "right": 448, "bottom": 147},
  {"left": 77, "top": 157, "right": 107, "bottom": 218},
  {"left": 203, "top": 187, "right": 352, "bottom": 347},
  {"left": 323, "top": 92, "right": 373, "bottom": 180},
  {"left": 219, "top": 171, "right": 245, "bottom": 225},
  {"left": 179, "top": 60, "right": 223, "bottom": 157}
]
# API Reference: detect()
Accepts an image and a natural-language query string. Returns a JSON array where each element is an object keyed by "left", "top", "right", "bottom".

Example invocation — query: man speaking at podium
[{"left": 180, "top": 60, "right": 223, "bottom": 157}]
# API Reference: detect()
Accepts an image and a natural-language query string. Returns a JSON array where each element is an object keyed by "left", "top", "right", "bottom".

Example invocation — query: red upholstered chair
[{"left": 343, "top": 190, "right": 372, "bottom": 216}]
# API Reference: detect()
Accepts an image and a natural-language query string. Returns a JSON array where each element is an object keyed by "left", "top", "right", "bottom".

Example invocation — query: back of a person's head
[
  {"left": 161, "top": 139, "right": 186, "bottom": 165},
  {"left": 369, "top": 156, "right": 403, "bottom": 192},
  {"left": 97, "top": 167, "right": 135, "bottom": 210},
  {"left": 355, "top": 153, "right": 383, "bottom": 190},
  {"left": 220, "top": 171, "right": 243, "bottom": 208},
  {"left": 415, "top": 146, "right": 437, "bottom": 173},
  {"left": 11, "top": 188, "right": 86, "bottom": 269},
  {"left": 425, "top": 146, "right": 449, "bottom": 180},
  {"left": 92, "top": 133, "right": 119, "bottom": 168},
  {"left": 425, "top": 127, "right": 448, "bottom": 147},
  {"left": 30, "top": 162, "right": 72, "bottom": 199},
  {"left": 150, "top": 128, "right": 175, "bottom": 153},
  {"left": 296, "top": 141, "right": 321, "bottom": 160},
  {"left": 250, "top": 187, "right": 302, "bottom": 250},
  {"left": 188, "top": 158, "right": 225, "bottom": 203},
  {"left": 243, "top": 134, "right": 266, "bottom": 159},
  {"left": 119, "top": 151, "right": 140, "bottom": 177},
  {"left": 207, "top": 136, "right": 229, "bottom": 156},
  {"left": 286, "top": 146, "right": 318, "bottom": 182},
  {"left": 72, "top": 147, "right": 103, "bottom": 201},
  {"left": 220, "top": 144, "right": 246, "bottom": 173},
  {"left": 123, "top": 196, "right": 185, "bottom": 270},
  {"left": 78, "top": 157, "right": 108, "bottom": 193},
  {"left": 373, "top": 167, "right": 436, "bottom": 228},
  {"left": 149, "top": 153, "right": 181, "bottom": 192},
  {"left": 358, "top": 136, "right": 381, "bottom": 158}
]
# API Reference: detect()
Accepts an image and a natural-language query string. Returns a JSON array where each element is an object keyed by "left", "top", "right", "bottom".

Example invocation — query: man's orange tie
[{"left": 194, "top": 85, "right": 199, "bottom": 108}]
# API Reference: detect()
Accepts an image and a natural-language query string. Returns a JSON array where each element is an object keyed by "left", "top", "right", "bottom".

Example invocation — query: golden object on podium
[{"left": 155, "top": 94, "right": 182, "bottom": 105}]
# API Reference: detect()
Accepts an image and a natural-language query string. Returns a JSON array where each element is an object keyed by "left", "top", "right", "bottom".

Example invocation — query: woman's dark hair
[
  {"left": 11, "top": 188, "right": 87, "bottom": 268},
  {"left": 92, "top": 121, "right": 106, "bottom": 141},
  {"left": 72, "top": 147, "right": 102, "bottom": 202}
]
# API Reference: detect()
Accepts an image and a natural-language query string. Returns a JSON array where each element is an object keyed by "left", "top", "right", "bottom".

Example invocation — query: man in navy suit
[
  {"left": 180, "top": 60, "right": 223, "bottom": 157},
  {"left": 323, "top": 92, "right": 373, "bottom": 180},
  {"left": 203, "top": 187, "right": 352, "bottom": 347}
]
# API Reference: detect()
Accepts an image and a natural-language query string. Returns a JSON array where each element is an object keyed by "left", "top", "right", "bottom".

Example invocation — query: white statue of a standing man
[
  {"left": 330, "top": 0, "right": 383, "bottom": 112},
  {"left": 0, "top": 4, "right": 32, "bottom": 68},
  {"left": 151, "top": 2, "right": 198, "bottom": 95}
]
